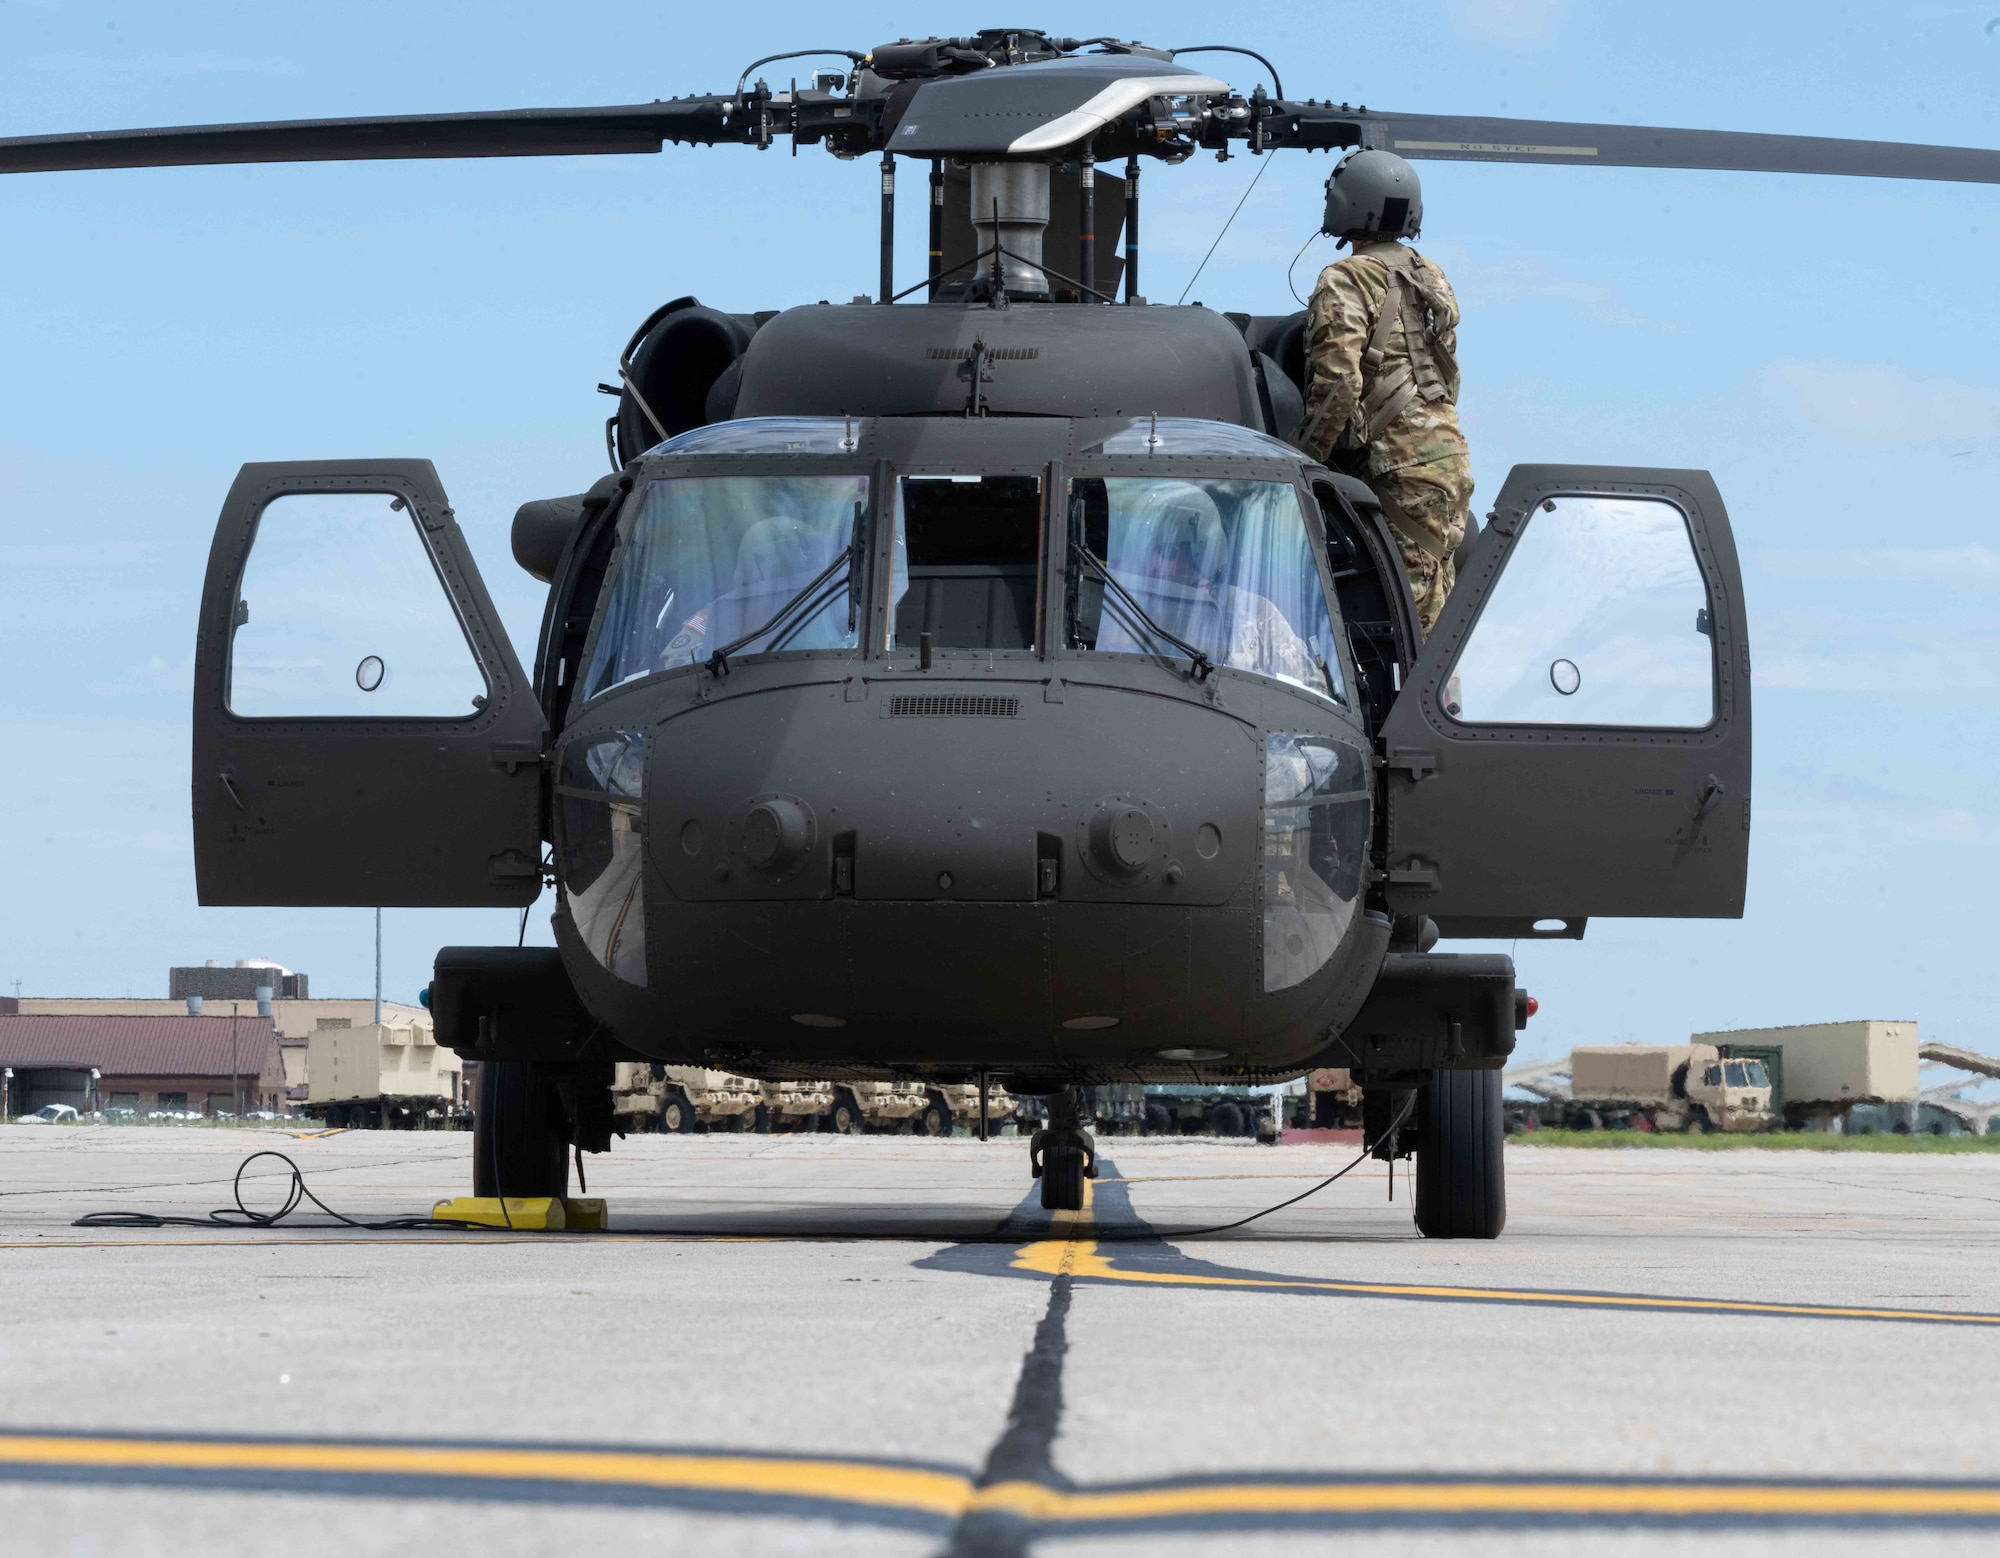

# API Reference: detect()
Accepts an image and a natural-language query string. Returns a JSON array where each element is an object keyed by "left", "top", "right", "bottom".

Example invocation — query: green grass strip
[{"left": 1510, "top": 1130, "right": 2000, "bottom": 1153}]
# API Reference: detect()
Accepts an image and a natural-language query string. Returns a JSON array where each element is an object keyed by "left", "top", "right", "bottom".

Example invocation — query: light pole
[
  {"left": 230, "top": 1001, "right": 240, "bottom": 1121},
  {"left": 374, "top": 908, "right": 383, "bottom": 1027}
]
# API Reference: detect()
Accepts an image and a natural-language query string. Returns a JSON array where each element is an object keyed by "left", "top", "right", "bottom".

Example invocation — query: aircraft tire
[
  {"left": 919, "top": 1102, "right": 951, "bottom": 1137},
  {"left": 1040, "top": 1145, "right": 1087, "bottom": 1212},
  {"left": 472, "top": 1060, "right": 570, "bottom": 1200},
  {"left": 1414, "top": 1069, "right": 1506, "bottom": 1240},
  {"left": 1210, "top": 1102, "right": 1245, "bottom": 1138}
]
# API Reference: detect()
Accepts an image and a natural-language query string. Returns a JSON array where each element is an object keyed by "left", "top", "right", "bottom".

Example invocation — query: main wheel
[
  {"left": 1144, "top": 1102, "right": 1172, "bottom": 1135},
  {"left": 1414, "top": 1069, "right": 1505, "bottom": 1240},
  {"left": 1209, "top": 1102, "right": 1245, "bottom": 1138},
  {"left": 918, "top": 1101, "right": 951, "bottom": 1137},
  {"left": 472, "top": 1060, "right": 570, "bottom": 1199},
  {"left": 1040, "top": 1144, "right": 1087, "bottom": 1212}
]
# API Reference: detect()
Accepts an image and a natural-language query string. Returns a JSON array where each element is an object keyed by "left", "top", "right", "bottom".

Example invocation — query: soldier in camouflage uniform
[{"left": 1298, "top": 150, "right": 1472, "bottom": 638}]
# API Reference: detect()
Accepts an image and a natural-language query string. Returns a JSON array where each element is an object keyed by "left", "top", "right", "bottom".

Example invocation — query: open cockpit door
[
  {"left": 193, "top": 461, "right": 547, "bottom": 906},
  {"left": 1377, "top": 466, "right": 1750, "bottom": 938}
]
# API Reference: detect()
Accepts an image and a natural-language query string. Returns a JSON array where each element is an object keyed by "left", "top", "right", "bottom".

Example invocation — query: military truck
[
  {"left": 913, "top": 1083, "right": 1017, "bottom": 1136},
  {"left": 1145, "top": 1084, "right": 1281, "bottom": 1140},
  {"left": 610, "top": 1063, "right": 762, "bottom": 1133},
  {"left": 1566, "top": 1043, "right": 1772, "bottom": 1133},
  {"left": 1693, "top": 1021, "right": 1919, "bottom": 1130},
  {"left": 822, "top": 1081, "right": 930, "bottom": 1134},
  {"left": 762, "top": 1079, "right": 833, "bottom": 1132},
  {"left": 1302, "top": 1068, "right": 1365, "bottom": 1129},
  {"left": 307, "top": 1021, "right": 463, "bottom": 1129}
]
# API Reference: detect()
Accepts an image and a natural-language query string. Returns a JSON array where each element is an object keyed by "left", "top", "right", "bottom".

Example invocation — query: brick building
[{"left": 0, "top": 1015, "right": 287, "bottom": 1117}]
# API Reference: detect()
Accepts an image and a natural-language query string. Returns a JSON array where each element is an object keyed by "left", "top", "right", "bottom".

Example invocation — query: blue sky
[{"left": 2, "top": 1, "right": 1997, "bottom": 1079}]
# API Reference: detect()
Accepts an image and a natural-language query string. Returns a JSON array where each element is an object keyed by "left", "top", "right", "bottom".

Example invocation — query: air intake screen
[{"left": 889, "top": 694, "right": 1021, "bottom": 718}]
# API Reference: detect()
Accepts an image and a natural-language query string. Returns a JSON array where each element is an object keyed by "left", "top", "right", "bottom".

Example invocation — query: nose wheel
[{"left": 1029, "top": 1087, "right": 1097, "bottom": 1212}]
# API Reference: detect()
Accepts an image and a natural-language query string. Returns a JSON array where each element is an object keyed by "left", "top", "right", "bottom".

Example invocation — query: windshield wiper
[
  {"left": 1069, "top": 536, "right": 1214, "bottom": 682},
  {"left": 705, "top": 550, "right": 851, "bottom": 678},
  {"left": 706, "top": 501, "right": 867, "bottom": 677}
]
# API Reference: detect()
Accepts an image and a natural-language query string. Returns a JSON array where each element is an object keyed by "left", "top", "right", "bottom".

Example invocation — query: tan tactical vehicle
[
  {"left": 1304, "top": 1067, "right": 1363, "bottom": 1129},
  {"left": 611, "top": 1062, "right": 762, "bottom": 1133},
  {"left": 761, "top": 1079, "right": 834, "bottom": 1131},
  {"left": 919, "top": 1083, "right": 1017, "bottom": 1136},
  {"left": 1569, "top": 1043, "right": 1772, "bottom": 1133},
  {"left": 821, "top": 1081, "right": 928, "bottom": 1134}
]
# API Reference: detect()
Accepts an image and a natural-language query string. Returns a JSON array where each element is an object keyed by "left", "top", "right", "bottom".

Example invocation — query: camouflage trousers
[{"left": 1373, "top": 457, "right": 1473, "bottom": 639}]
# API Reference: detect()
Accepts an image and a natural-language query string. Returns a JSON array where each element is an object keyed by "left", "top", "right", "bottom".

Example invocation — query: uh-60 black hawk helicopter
[{"left": 12, "top": 27, "right": 1999, "bottom": 1236}]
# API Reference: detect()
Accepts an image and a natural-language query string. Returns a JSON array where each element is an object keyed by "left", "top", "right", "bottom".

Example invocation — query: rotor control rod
[
  {"left": 1123, "top": 155, "right": 1139, "bottom": 303},
  {"left": 879, "top": 153, "right": 895, "bottom": 304},
  {"left": 928, "top": 159, "right": 944, "bottom": 300},
  {"left": 1078, "top": 151, "right": 1095, "bottom": 303}
]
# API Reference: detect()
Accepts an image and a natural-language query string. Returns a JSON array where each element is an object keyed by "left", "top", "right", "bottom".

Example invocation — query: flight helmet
[{"left": 1321, "top": 149, "right": 1423, "bottom": 240}]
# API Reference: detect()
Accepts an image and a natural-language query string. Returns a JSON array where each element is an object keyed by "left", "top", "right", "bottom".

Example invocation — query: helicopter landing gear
[
  {"left": 1414, "top": 1069, "right": 1506, "bottom": 1240},
  {"left": 1029, "top": 1087, "right": 1097, "bottom": 1212},
  {"left": 472, "top": 1059, "right": 570, "bottom": 1200}
]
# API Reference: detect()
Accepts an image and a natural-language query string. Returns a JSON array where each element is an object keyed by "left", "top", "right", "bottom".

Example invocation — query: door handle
[
  {"left": 1692, "top": 775, "right": 1724, "bottom": 820},
  {"left": 218, "top": 773, "right": 247, "bottom": 811}
]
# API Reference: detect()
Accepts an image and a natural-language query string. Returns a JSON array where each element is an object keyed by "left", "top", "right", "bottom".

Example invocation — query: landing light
[
  {"left": 1158, "top": 1046, "right": 1227, "bottom": 1061},
  {"left": 791, "top": 1013, "right": 847, "bottom": 1028}
]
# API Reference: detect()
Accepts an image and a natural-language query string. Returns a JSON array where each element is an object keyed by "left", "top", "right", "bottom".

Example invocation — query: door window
[
  {"left": 228, "top": 492, "right": 488, "bottom": 718},
  {"left": 582, "top": 475, "right": 867, "bottom": 696},
  {"left": 1445, "top": 495, "right": 1714, "bottom": 727},
  {"left": 1069, "top": 477, "right": 1345, "bottom": 702}
]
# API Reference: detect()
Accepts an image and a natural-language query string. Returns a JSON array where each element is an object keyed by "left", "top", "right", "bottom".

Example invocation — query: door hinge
[
  {"left": 487, "top": 850, "right": 539, "bottom": 884},
  {"left": 1384, "top": 747, "right": 1437, "bottom": 781},
  {"left": 1386, "top": 860, "right": 1439, "bottom": 891},
  {"left": 490, "top": 743, "right": 543, "bottom": 774}
]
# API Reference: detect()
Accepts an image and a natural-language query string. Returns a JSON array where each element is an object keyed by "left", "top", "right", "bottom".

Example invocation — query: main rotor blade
[
  {"left": 0, "top": 100, "right": 738, "bottom": 175},
  {"left": 1274, "top": 106, "right": 2000, "bottom": 185}
]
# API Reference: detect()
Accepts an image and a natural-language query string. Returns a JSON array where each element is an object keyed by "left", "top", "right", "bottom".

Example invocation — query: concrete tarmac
[{"left": 2, "top": 1125, "right": 1998, "bottom": 1555}]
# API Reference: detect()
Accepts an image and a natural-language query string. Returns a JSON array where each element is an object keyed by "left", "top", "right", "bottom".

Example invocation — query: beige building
[{"left": 2, "top": 996, "right": 432, "bottom": 1095}]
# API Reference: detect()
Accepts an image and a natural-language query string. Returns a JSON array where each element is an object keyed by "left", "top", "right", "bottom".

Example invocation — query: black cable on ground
[
  {"left": 72, "top": 1150, "right": 499, "bottom": 1232},
  {"left": 1103, "top": 1091, "right": 1418, "bottom": 1242}
]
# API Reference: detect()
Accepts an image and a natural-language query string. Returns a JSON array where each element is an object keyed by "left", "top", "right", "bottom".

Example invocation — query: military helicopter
[{"left": 10, "top": 28, "right": 1998, "bottom": 1236}]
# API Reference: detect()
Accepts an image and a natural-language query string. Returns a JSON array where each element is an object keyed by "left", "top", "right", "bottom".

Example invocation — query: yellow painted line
[
  {"left": 0, "top": 1435, "right": 970, "bottom": 1517},
  {"left": 973, "top": 1479, "right": 2000, "bottom": 1522},
  {"left": 3, "top": 1432, "right": 1998, "bottom": 1526},
  {"left": 1010, "top": 1240, "right": 2000, "bottom": 1327}
]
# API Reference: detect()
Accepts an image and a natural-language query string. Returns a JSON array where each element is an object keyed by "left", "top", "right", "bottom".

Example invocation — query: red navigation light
[{"left": 1525, "top": 995, "right": 1539, "bottom": 1018}]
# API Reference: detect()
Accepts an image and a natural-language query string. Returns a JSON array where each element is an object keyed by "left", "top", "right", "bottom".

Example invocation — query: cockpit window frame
[
  {"left": 573, "top": 452, "right": 886, "bottom": 705},
  {"left": 571, "top": 439, "right": 1349, "bottom": 712}
]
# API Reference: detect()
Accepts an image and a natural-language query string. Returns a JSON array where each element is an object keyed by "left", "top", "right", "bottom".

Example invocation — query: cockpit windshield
[
  {"left": 581, "top": 474, "right": 866, "bottom": 697},
  {"left": 1069, "top": 477, "right": 1345, "bottom": 701}
]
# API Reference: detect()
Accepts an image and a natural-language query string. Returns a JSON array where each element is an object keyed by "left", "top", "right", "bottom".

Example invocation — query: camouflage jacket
[{"left": 1299, "top": 240, "right": 1466, "bottom": 476}]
